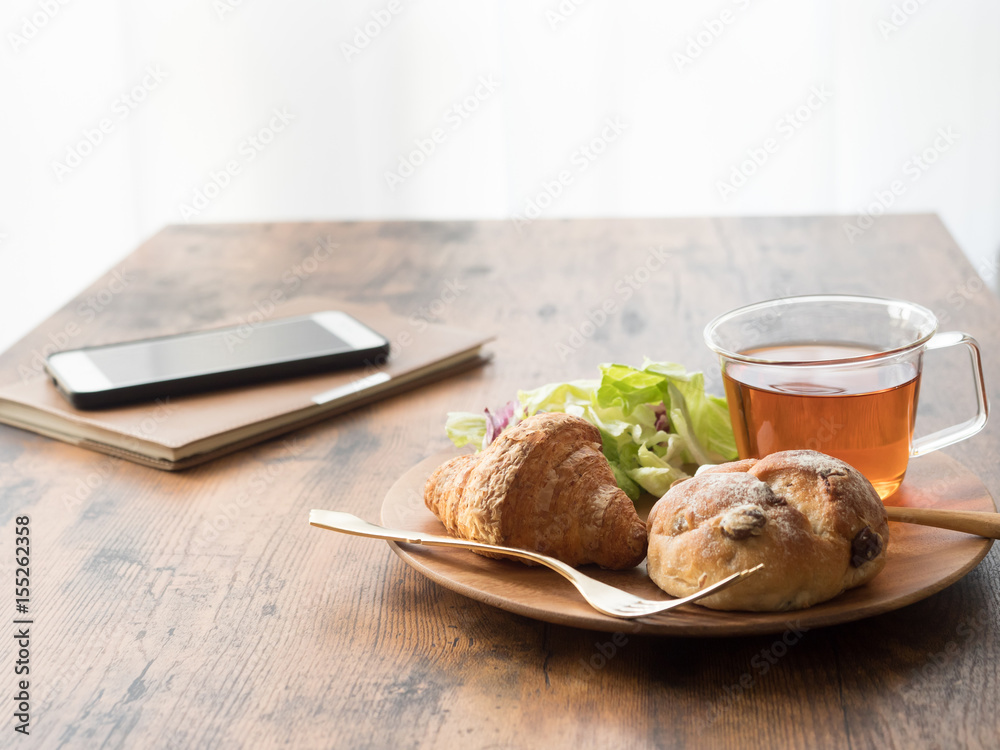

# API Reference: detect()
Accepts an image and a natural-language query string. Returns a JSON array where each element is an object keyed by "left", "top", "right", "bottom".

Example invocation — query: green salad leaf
[{"left": 444, "top": 359, "right": 738, "bottom": 502}]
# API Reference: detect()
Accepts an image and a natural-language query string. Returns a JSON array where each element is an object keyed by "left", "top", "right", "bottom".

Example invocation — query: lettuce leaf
[
  {"left": 444, "top": 411, "right": 489, "bottom": 450},
  {"left": 444, "top": 360, "right": 737, "bottom": 501}
]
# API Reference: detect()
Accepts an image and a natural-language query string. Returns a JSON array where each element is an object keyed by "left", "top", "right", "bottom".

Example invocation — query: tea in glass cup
[{"left": 704, "top": 295, "right": 989, "bottom": 499}]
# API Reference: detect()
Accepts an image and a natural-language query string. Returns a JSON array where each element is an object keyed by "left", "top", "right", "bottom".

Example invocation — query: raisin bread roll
[{"left": 646, "top": 450, "right": 889, "bottom": 611}]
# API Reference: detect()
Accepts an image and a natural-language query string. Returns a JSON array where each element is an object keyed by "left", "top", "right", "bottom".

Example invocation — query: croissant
[{"left": 424, "top": 412, "right": 648, "bottom": 569}]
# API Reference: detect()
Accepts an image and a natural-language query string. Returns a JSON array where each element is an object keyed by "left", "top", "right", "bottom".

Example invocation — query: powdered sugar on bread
[{"left": 647, "top": 450, "right": 889, "bottom": 611}]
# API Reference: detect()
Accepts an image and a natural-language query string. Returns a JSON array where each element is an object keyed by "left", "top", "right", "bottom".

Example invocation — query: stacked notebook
[{"left": 0, "top": 301, "right": 492, "bottom": 470}]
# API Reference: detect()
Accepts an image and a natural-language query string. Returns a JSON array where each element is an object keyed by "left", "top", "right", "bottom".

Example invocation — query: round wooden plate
[{"left": 381, "top": 451, "right": 995, "bottom": 636}]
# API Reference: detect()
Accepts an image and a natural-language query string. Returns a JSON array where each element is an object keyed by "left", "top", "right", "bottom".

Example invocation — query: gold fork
[{"left": 309, "top": 509, "right": 763, "bottom": 619}]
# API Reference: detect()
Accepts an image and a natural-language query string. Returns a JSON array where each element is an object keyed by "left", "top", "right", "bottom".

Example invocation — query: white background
[{"left": 1, "top": 0, "right": 998, "bottom": 354}]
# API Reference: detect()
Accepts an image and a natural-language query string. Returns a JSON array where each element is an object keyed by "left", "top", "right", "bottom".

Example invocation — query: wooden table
[{"left": 1, "top": 216, "right": 998, "bottom": 748}]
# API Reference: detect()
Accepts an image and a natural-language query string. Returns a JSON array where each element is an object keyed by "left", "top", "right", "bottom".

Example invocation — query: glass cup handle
[{"left": 910, "top": 331, "right": 990, "bottom": 458}]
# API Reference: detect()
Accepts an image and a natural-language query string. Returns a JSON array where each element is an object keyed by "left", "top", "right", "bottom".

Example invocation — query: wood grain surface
[{"left": 1, "top": 216, "right": 998, "bottom": 749}]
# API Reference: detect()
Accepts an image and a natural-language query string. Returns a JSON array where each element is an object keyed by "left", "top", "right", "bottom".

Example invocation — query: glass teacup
[{"left": 704, "top": 294, "right": 989, "bottom": 499}]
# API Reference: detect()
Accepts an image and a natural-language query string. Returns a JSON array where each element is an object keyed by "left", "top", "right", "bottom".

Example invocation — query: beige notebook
[{"left": 0, "top": 302, "right": 492, "bottom": 470}]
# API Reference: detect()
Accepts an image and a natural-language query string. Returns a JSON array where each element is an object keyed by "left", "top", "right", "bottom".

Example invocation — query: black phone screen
[{"left": 87, "top": 319, "right": 350, "bottom": 386}]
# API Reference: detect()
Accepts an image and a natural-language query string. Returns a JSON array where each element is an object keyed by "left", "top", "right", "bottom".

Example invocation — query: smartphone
[{"left": 45, "top": 311, "right": 390, "bottom": 409}]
